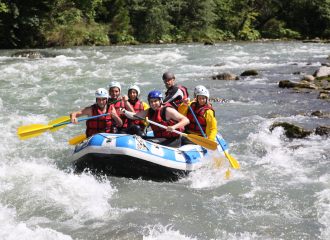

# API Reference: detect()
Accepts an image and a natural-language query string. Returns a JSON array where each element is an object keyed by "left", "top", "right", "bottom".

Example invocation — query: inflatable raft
[{"left": 72, "top": 133, "right": 229, "bottom": 181}]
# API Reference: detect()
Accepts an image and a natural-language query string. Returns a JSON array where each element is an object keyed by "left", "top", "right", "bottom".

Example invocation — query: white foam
[
  {"left": 142, "top": 223, "right": 196, "bottom": 240},
  {"left": 0, "top": 204, "right": 72, "bottom": 240}
]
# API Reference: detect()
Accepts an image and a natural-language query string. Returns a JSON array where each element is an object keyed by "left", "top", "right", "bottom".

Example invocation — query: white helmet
[
  {"left": 95, "top": 88, "right": 109, "bottom": 98},
  {"left": 128, "top": 85, "right": 140, "bottom": 98},
  {"left": 194, "top": 85, "right": 209, "bottom": 99},
  {"left": 109, "top": 82, "right": 121, "bottom": 93}
]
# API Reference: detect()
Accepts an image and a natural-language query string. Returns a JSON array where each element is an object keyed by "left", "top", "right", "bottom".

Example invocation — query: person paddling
[
  {"left": 70, "top": 88, "right": 123, "bottom": 137},
  {"left": 125, "top": 85, "right": 149, "bottom": 136},
  {"left": 108, "top": 82, "right": 135, "bottom": 133},
  {"left": 162, "top": 72, "right": 189, "bottom": 109},
  {"left": 178, "top": 85, "right": 217, "bottom": 145},
  {"left": 120, "top": 90, "right": 189, "bottom": 148}
]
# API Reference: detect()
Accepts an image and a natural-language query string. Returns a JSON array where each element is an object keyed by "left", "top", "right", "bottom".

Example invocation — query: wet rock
[
  {"left": 157, "top": 40, "right": 165, "bottom": 44},
  {"left": 327, "top": 56, "right": 330, "bottom": 60},
  {"left": 321, "top": 62, "right": 330, "bottom": 67},
  {"left": 315, "top": 126, "right": 330, "bottom": 136},
  {"left": 307, "top": 62, "right": 313, "bottom": 65},
  {"left": 301, "top": 75, "right": 315, "bottom": 81},
  {"left": 213, "top": 63, "right": 225, "bottom": 67},
  {"left": 240, "top": 70, "right": 258, "bottom": 76},
  {"left": 325, "top": 84, "right": 330, "bottom": 90},
  {"left": 213, "top": 73, "right": 239, "bottom": 80},
  {"left": 269, "top": 122, "right": 313, "bottom": 138},
  {"left": 204, "top": 42, "right": 215, "bottom": 45},
  {"left": 311, "top": 110, "right": 323, "bottom": 116},
  {"left": 11, "top": 51, "right": 56, "bottom": 58},
  {"left": 293, "top": 71, "right": 307, "bottom": 75},
  {"left": 318, "top": 92, "right": 330, "bottom": 99},
  {"left": 313, "top": 66, "right": 330, "bottom": 78},
  {"left": 209, "top": 97, "right": 229, "bottom": 103},
  {"left": 302, "top": 40, "right": 322, "bottom": 43},
  {"left": 279, "top": 80, "right": 317, "bottom": 89}
]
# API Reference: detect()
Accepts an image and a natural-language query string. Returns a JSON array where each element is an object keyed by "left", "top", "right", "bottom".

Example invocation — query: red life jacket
[
  {"left": 148, "top": 106, "right": 184, "bottom": 138},
  {"left": 127, "top": 99, "right": 146, "bottom": 130},
  {"left": 186, "top": 102, "right": 214, "bottom": 135},
  {"left": 165, "top": 85, "right": 189, "bottom": 109},
  {"left": 108, "top": 98, "right": 127, "bottom": 128},
  {"left": 86, "top": 104, "right": 114, "bottom": 137}
]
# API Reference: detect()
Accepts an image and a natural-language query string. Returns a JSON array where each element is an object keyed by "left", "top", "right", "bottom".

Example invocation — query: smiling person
[
  {"left": 120, "top": 90, "right": 189, "bottom": 148},
  {"left": 70, "top": 88, "right": 123, "bottom": 137},
  {"left": 124, "top": 85, "right": 149, "bottom": 136},
  {"left": 178, "top": 85, "right": 217, "bottom": 145},
  {"left": 108, "top": 82, "right": 135, "bottom": 133},
  {"left": 162, "top": 72, "right": 189, "bottom": 109}
]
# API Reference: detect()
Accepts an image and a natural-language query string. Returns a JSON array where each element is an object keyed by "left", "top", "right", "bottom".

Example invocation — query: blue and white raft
[{"left": 72, "top": 133, "right": 229, "bottom": 181}]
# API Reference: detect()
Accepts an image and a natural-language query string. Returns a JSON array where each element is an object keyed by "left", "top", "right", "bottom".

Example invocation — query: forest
[{"left": 1, "top": 0, "right": 330, "bottom": 48}]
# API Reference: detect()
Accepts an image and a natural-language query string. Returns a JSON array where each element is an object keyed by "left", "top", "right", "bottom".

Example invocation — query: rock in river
[
  {"left": 213, "top": 73, "right": 239, "bottom": 80},
  {"left": 11, "top": 51, "right": 56, "bottom": 58},
  {"left": 240, "top": 70, "right": 258, "bottom": 76},
  {"left": 269, "top": 122, "right": 313, "bottom": 138}
]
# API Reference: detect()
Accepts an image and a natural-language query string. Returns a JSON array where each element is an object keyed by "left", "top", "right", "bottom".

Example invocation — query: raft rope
[{"left": 133, "top": 135, "right": 149, "bottom": 151}]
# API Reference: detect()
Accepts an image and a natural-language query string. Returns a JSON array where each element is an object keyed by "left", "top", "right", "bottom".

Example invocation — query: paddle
[
  {"left": 48, "top": 116, "right": 71, "bottom": 132},
  {"left": 188, "top": 104, "right": 240, "bottom": 169},
  {"left": 18, "top": 114, "right": 110, "bottom": 140},
  {"left": 69, "top": 135, "right": 87, "bottom": 145},
  {"left": 17, "top": 100, "right": 121, "bottom": 140},
  {"left": 123, "top": 110, "right": 218, "bottom": 151}
]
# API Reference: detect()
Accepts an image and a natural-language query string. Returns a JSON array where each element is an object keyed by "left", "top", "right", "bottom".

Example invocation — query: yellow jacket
[
  {"left": 178, "top": 101, "right": 217, "bottom": 141},
  {"left": 142, "top": 101, "right": 150, "bottom": 127}
]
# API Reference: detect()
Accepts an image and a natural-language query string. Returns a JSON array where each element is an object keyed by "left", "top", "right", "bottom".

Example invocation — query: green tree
[{"left": 129, "top": 0, "right": 172, "bottom": 42}]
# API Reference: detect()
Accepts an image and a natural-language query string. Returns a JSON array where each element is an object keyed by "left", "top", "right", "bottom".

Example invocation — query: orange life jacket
[
  {"left": 86, "top": 104, "right": 114, "bottom": 137},
  {"left": 148, "top": 106, "right": 184, "bottom": 138},
  {"left": 108, "top": 98, "right": 127, "bottom": 128},
  {"left": 126, "top": 99, "right": 146, "bottom": 130},
  {"left": 186, "top": 102, "right": 214, "bottom": 135}
]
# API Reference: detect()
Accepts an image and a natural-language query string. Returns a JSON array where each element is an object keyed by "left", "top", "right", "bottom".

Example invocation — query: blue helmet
[{"left": 148, "top": 91, "right": 163, "bottom": 100}]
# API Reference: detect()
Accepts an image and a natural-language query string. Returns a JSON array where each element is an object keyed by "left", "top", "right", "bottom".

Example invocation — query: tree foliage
[{"left": 1, "top": 0, "right": 330, "bottom": 48}]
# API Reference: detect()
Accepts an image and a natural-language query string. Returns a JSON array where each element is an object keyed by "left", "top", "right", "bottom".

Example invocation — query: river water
[{"left": 1, "top": 42, "right": 330, "bottom": 239}]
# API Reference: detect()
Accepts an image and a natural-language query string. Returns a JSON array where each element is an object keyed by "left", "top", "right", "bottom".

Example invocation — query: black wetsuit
[{"left": 163, "top": 84, "right": 185, "bottom": 106}]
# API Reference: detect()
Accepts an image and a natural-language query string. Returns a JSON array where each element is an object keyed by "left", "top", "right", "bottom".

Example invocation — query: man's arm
[
  {"left": 110, "top": 105, "right": 123, "bottom": 127},
  {"left": 163, "top": 85, "right": 184, "bottom": 104},
  {"left": 165, "top": 107, "right": 189, "bottom": 131},
  {"left": 122, "top": 95, "right": 135, "bottom": 113},
  {"left": 70, "top": 107, "right": 93, "bottom": 124},
  {"left": 204, "top": 110, "right": 217, "bottom": 141}
]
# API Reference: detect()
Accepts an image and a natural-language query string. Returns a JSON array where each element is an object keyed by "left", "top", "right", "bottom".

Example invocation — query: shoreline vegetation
[{"left": 1, "top": 0, "right": 330, "bottom": 49}]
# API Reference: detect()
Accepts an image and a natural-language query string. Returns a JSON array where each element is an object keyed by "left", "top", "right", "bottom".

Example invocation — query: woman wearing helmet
[
  {"left": 125, "top": 85, "right": 150, "bottom": 136},
  {"left": 120, "top": 90, "right": 189, "bottom": 148},
  {"left": 70, "top": 88, "right": 123, "bottom": 137},
  {"left": 108, "top": 82, "right": 135, "bottom": 133},
  {"left": 178, "top": 85, "right": 217, "bottom": 144}
]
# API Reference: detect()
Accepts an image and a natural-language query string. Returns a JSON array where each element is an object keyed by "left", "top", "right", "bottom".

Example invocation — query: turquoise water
[{"left": 0, "top": 42, "right": 330, "bottom": 239}]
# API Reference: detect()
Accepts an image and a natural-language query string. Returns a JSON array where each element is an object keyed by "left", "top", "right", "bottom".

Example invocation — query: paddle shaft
[
  {"left": 19, "top": 100, "right": 121, "bottom": 134},
  {"left": 188, "top": 104, "right": 207, "bottom": 138},
  {"left": 63, "top": 99, "right": 121, "bottom": 127},
  {"left": 124, "top": 111, "right": 183, "bottom": 136}
]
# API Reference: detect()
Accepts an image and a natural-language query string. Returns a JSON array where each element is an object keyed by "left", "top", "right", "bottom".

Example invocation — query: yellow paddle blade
[
  {"left": 69, "top": 135, "right": 87, "bottom": 145},
  {"left": 224, "top": 150, "right": 240, "bottom": 169},
  {"left": 17, "top": 124, "right": 52, "bottom": 140},
  {"left": 48, "top": 116, "right": 71, "bottom": 132},
  {"left": 183, "top": 133, "right": 218, "bottom": 151},
  {"left": 225, "top": 170, "right": 230, "bottom": 179}
]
